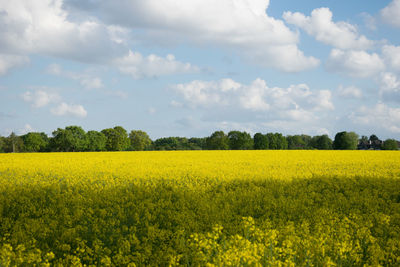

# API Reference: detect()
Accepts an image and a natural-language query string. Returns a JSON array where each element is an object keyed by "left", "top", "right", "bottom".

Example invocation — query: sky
[{"left": 1, "top": 0, "right": 400, "bottom": 140}]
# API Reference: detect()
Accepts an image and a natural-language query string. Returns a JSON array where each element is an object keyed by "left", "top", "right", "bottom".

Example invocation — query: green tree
[
  {"left": 310, "top": 135, "right": 333, "bottom": 150},
  {"left": 4, "top": 132, "right": 24, "bottom": 152},
  {"left": 101, "top": 126, "right": 129, "bottom": 151},
  {"left": 206, "top": 131, "right": 229, "bottom": 150},
  {"left": 188, "top": 137, "right": 207, "bottom": 150},
  {"left": 86, "top": 131, "right": 107, "bottom": 151},
  {"left": 129, "top": 130, "right": 152, "bottom": 151},
  {"left": 22, "top": 132, "right": 49, "bottom": 152},
  {"left": 51, "top": 126, "right": 87, "bottom": 152},
  {"left": 0, "top": 136, "right": 5, "bottom": 152},
  {"left": 301, "top": 135, "right": 312, "bottom": 149},
  {"left": 382, "top": 139, "right": 399, "bottom": 150},
  {"left": 346, "top": 132, "right": 359, "bottom": 150},
  {"left": 228, "top": 131, "right": 253, "bottom": 150},
  {"left": 265, "top": 133, "right": 276, "bottom": 149},
  {"left": 154, "top": 137, "right": 179, "bottom": 150},
  {"left": 287, "top": 135, "right": 306, "bottom": 149},
  {"left": 265, "top": 133, "right": 287, "bottom": 150},
  {"left": 333, "top": 131, "right": 359, "bottom": 150},
  {"left": 253, "top": 133, "right": 268, "bottom": 150},
  {"left": 275, "top": 133, "right": 288, "bottom": 149},
  {"left": 153, "top": 137, "right": 190, "bottom": 150}
]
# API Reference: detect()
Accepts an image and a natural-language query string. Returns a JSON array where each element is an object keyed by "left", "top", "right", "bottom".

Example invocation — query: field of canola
[{"left": 0, "top": 150, "right": 400, "bottom": 266}]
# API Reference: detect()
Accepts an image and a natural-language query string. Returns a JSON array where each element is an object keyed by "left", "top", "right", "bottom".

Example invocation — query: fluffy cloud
[
  {"left": 0, "top": 0, "right": 319, "bottom": 74},
  {"left": 47, "top": 64, "right": 104, "bottom": 89},
  {"left": 380, "top": 0, "right": 400, "bottom": 28},
  {"left": 81, "top": 0, "right": 293, "bottom": 45},
  {"left": 0, "top": 54, "right": 29, "bottom": 75},
  {"left": 283, "top": 8, "right": 374, "bottom": 50},
  {"left": 63, "top": 0, "right": 319, "bottom": 72},
  {"left": 380, "top": 72, "right": 400, "bottom": 92},
  {"left": 382, "top": 45, "right": 400, "bottom": 72},
  {"left": 379, "top": 72, "right": 400, "bottom": 102},
  {"left": 173, "top": 79, "right": 241, "bottom": 107},
  {"left": 21, "top": 90, "right": 61, "bottom": 108},
  {"left": 337, "top": 85, "right": 363, "bottom": 98},
  {"left": 0, "top": 0, "right": 124, "bottom": 62},
  {"left": 0, "top": 0, "right": 198, "bottom": 78},
  {"left": 350, "top": 103, "right": 400, "bottom": 133},
  {"left": 326, "top": 49, "right": 385, "bottom": 78},
  {"left": 173, "top": 78, "right": 334, "bottom": 123},
  {"left": 114, "top": 51, "right": 199, "bottom": 79},
  {"left": 245, "top": 45, "right": 319, "bottom": 72},
  {"left": 51, "top": 102, "right": 87, "bottom": 118},
  {"left": 22, "top": 89, "right": 87, "bottom": 117}
]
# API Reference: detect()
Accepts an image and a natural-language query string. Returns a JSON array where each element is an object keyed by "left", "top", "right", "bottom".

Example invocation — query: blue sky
[{"left": 1, "top": 0, "right": 400, "bottom": 140}]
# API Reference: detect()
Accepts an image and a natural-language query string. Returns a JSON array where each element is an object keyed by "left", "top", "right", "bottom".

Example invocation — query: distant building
[{"left": 357, "top": 139, "right": 384, "bottom": 150}]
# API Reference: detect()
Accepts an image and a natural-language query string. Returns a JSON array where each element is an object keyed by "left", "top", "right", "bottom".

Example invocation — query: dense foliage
[
  {"left": 382, "top": 139, "right": 399, "bottom": 150},
  {"left": 0, "top": 126, "right": 398, "bottom": 152},
  {"left": 333, "top": 131, "right": 359, "bottom": 150},
  {"left": 129, "top": 130, "right": 152, "bottom": 151},
  {"left": 0, "top": 151, "right": 399, "bottom": 266}
]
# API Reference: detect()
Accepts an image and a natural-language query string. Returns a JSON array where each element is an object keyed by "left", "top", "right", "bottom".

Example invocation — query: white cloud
[
  {"left": 64, "top": 0, "right": 319, "bottom": 72},
  {"left": 312, "top": 90, "right": 335, "bottom": 110},
  {"left": 350, "top": 103, "right": 400, "bottom": 133},
  {"left": 382, "top": 45, "right": 400, "bottom": 72},
  {"left": 379, "top": 72, "right": 400, "bottom": 102},
  {"left": 107, "top": 25, "right": 130, "bottom": 45},
  {"left": 283, "top": 8, "right": 374, "bottom": 50},
  {"left": 326, "top": 49, "right": 385, "bottom": 78},
  {"left": 239, "top": 79, "right": 270, "bottom": 111},
  {"left": 174, "top": 78, "right": 241, "bottom": 107},
  {"left": 246, "top": 44, "right": 319, "bottom": 72},
  {"left": 380, "top": 0, "right": 400, "bottom": 28},
  {"left": 0, "top": 0, "right": 124, "bottom": 62},
  {"left": 0, "top": 0, "right": 197, "bottom": 79},
  {"left": 173, "top": 78, "right": 334, "bottom": 122},
  {"left": 380, "top": 72, "right": 400, "bottom": 92},
  {"left": 80, "top": 77, "right": 103, "bottom": 90},
  {"left": 51, "top": 102, "right": 87, "bottom": 118},
  {"left": 18, "top": 124, "right": 35, "bottom": 135},
  {"left": 0, "top": 0, "right": 318, "bottom": 76},
  {"left": 0, "top": 54, "right": 29, "bottom": 75},
  {"left": 22, "top": 89, "right": 87, "bottom": 117},
  {"left": 337, "top": 85, "right": 363, "bottom": 98},
  {"left": 95, "top": 0, "right": 294, "bottom": 46},
  {"left": 46, "top": 64, "right": 104, "bottom": 89},
  {"left": 21, "top": 90, "right": 61, "bottom": 108},
  {"left": 114, "top": 51, "right": 199, "bottom": 79}
]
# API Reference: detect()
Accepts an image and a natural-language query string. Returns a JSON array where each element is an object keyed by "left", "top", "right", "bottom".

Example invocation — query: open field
[{"left": 0, "top": 151, "right": 400, "bottom": 266}]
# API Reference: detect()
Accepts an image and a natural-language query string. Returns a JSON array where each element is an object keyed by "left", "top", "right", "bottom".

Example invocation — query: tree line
[{"left": 0, "top": 126, "right": 398, "bottom": 153}]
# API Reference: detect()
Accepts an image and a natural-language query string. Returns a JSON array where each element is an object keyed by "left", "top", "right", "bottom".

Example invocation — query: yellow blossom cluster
[{"left": 0, "top": 151, "right": 399, "bottom": 266}]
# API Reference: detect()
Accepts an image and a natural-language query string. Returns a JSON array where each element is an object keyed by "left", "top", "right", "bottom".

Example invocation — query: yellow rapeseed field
[{"left": 0, "top": 151, "right": 399, "bottom": 266}]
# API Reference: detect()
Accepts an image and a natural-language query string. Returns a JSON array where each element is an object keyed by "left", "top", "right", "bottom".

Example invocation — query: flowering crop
[{"left": 0, "top": 151, "right": 399, "bottom": 266}]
